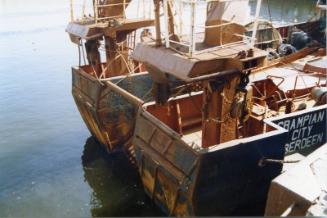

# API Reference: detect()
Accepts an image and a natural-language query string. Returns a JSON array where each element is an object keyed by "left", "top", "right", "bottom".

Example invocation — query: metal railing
[
  {"left": 70, "top": 0, "right": 155, "bottom": 24},
  {"left": 161, "top": 0, "right": 262, "bottom": 57}
]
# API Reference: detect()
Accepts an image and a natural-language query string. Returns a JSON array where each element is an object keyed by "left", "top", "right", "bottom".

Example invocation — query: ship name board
[{"left": 274, "top": 109, "right": 326, "bottom": 155}]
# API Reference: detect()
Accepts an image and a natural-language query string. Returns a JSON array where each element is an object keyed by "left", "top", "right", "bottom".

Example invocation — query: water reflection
[{"left": 81, "top": 137, "right": 163, "bottom": 217}]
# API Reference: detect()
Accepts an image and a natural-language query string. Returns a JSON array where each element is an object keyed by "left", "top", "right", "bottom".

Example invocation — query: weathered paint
[
  {"left": 133, "top": 109, "right": 199, "bottom": 216},
  {"left": 72, "top": 68, "right": 184, "bottom": 152},
  {"left": 266, "top": 104, "right": 327, "bottom": 156},
  {"left": 72, "top": 67, "right": 106, "bottom": 146},
  {"left": 133, "top": 107, "right": 287, "bottom": 216},
  {"left": 72, "top": 68, "right": 154, "bottom": 151}
]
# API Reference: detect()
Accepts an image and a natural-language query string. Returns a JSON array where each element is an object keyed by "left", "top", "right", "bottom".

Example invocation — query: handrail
[
  {"left": 160, "top": 0, "right": 260, "bottom": 57},
  {"left": 70, "top": 0, "right": 154, "bottom": 25},
  {"left": 97, "top": 3, "right": 129, "bottom": 8},
  {"left": 97, "top": 15, "right": 124, "bottom": 21},
  {"left": 94, "top": 0, "right": 127, "bottom": 23}
]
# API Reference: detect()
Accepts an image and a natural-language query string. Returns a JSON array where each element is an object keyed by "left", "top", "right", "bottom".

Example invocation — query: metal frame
[{"left": 161, "top": 0, "right": 262, "bottom": 57}]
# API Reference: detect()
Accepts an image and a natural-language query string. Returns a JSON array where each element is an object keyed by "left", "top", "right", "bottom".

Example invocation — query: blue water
[
  {"left": 0, "top": 0, "right": 318, "bottom": 217},
  {"left": 0, "top": 0, "right": 162, "bottom": 216}
]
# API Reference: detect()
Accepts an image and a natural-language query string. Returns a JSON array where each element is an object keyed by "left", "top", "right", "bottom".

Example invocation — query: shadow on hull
[{"left": 81, "top": 136, "right": 164, "bottom": 217}]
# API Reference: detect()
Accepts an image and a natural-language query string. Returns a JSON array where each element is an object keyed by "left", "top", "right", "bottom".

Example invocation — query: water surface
[{"left": 0, "top": 0, "right": 162, "bottom": 216}]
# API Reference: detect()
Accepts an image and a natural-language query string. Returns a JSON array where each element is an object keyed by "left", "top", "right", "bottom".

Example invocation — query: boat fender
[
  {"left": 277, "top": 43, "right": 296, "bottom": 56},
  {"left": 291, "top": 31, "right": 312, "bottom": 50},
  {"left": 311, "top": 87, "right": 327, "bottom": 106}
]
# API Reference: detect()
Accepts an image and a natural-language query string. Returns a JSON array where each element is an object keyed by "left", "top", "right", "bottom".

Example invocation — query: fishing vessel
[
  {"left": 99, "top": 0, "right": 327, "bottom": 216},
  {"left": 67, "top": 0, "right": 326, "bottom": 216},
  {"left": 66, "top": 0, "right": 325, "bottom": 155},
  {"left": 66, "top": 0, "right": 154, "bottom": 153}
]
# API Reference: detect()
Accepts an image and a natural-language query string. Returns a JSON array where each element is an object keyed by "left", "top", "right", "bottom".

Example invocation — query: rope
[
  {"left": 258, "top": 158, "right": 300, "bottom": 167},
  {"left": 91, "top": 64, "right": 104, "bottom": 85},
  {"left": 116, "top": 49, "right": 134, "bottom": 75},
  {"left": 96, "top": 36, "right": 139, "bottom": 80},
  {"left": 99, "top": 54, "right": 123, "bottom": 79}
]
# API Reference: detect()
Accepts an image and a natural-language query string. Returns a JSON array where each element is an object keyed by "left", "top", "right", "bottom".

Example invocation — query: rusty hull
[
  {"left": 72, "top": 67, "right": 184, "bottom": 152},
  {"left": 133, "top": 103, "right": 327, "bottom": 216},
  {"left": 72, "top": 67, "right": 154, "bottom": 151},
  {"left": 133, "top": 107, "right": 288, "bottom": 216}
]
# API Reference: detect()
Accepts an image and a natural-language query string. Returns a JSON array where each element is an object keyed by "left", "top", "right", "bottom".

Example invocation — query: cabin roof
[
  {"left": 131, "top": 41, "right": 267, "bottom": 81},
  {"left": 66, "top": 18, "right": 154, "bottom": 41}
]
